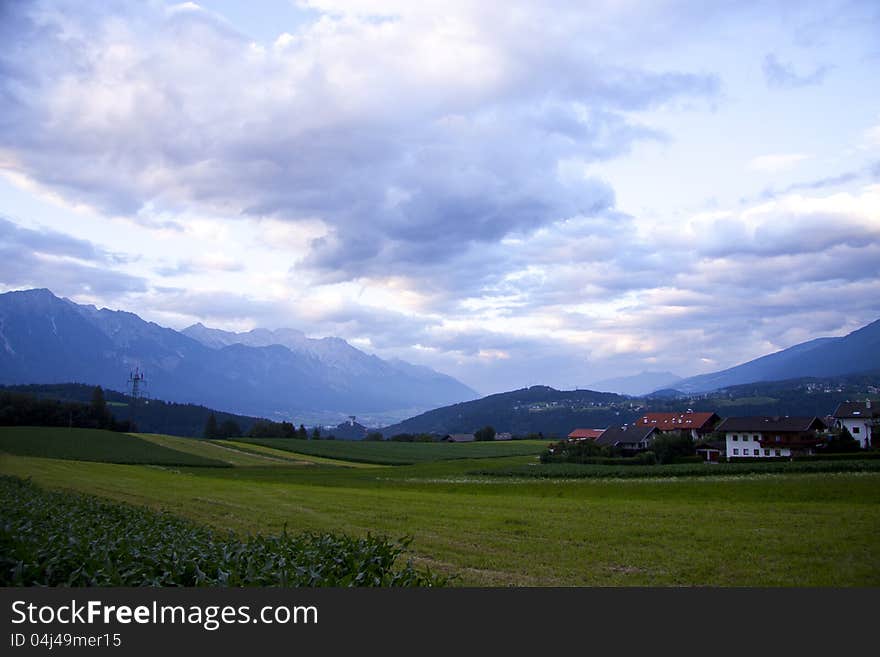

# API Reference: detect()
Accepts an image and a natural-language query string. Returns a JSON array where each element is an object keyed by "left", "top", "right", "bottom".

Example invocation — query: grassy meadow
[
  {"left": 237, "top": 437, "right": 549, "bottom": 465},
  {"left": 1, "top": 426, "right": 879, "bottom": 586},
  {"left": 0, "top": 427, "right": 228, "bottom": 467}
]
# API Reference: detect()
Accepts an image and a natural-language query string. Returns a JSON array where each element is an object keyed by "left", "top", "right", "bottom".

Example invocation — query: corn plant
[{"left": 0, "top": 476, "right": 447, "bottom": 587}]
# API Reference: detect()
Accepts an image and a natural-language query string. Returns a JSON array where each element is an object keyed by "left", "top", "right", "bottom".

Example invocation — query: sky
[{"left": 1, "top": 0, "right": 879, "bottom": 396}]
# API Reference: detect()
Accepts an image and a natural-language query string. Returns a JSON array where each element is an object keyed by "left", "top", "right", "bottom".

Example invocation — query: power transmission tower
[{"left": 127, "top": 366, "right": 146, "bottom": 429}]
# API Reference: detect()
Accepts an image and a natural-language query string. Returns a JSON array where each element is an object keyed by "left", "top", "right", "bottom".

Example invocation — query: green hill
[
  {"left": 380, "top": 374, "right": 880, "bottom": 438},
  {"left": 381, "top": 386, "right": 636, "bottom": 438},
  {"left": 0, "top": 383, "right": 268, "bottom": 437}
]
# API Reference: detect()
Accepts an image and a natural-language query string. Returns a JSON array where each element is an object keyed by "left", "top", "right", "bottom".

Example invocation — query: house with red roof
[
  {"left": 634, "top": 411, "right": 720, "bottom": 441},
  {"left": 567, "top": 428, "right": 606, "bottom": 441}
]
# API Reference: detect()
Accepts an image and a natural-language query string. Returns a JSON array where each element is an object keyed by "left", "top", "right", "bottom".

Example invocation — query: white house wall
[
  {"left": 838, "top": 418, "right": 873, "bottom": 449},
  {"left": 725, "top": 432, "right": 791, "bottom": 458}
]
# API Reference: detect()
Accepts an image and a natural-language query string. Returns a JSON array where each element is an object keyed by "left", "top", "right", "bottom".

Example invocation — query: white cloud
[
  {"left": 748, "top": 153, "right": 810, "bottom": 174},
  {"left": 864, "top": 123, "right": 880, "bottom": 149}
]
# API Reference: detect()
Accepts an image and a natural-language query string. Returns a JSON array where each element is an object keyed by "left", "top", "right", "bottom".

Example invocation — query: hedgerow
[{"left": 473, "top": 458, "right": 880, "bottom": 479}]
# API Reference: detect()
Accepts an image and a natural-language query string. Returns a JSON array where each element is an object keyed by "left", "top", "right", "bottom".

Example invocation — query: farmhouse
[
  {"left": 595, "top": 425, "right": 658, "bottom": 452},
  {"left": 715, "top": 416, "right": 827, "bottom": 459},
  {"left": 833, "top": 401, "right": 877, "bottom": 449},
  {"left": 445, "top": 433, "right": 475, "bottom": 443},
  {"left": 494, "top": 432, "right": 513, "bottom": 441},
  {"left": 567, "top": 428, "right": 605, "bottom": 441},
  {"left": 634, "top": 411, "right": 720, "bottom": 440}
]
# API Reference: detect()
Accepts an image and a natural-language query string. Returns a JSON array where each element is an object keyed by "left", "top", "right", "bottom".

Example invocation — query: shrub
[
  {"left": 473, "top": 458, "right": 880, "bottom": 479},
  {"left": 650, "top": 431, "right": 696, "bottom": 464},
  {"left": 474, "top": 426, "right": 496, "bottom": 442}
]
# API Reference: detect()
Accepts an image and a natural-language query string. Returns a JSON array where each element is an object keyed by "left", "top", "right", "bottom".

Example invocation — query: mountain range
[
  {"left": 0, "top": 289, "right": 477, "bottom": 424},
  {"left": 670, "top": 319, "right": 880, "bottom": 393},
  {"left": 1, "top": 287, "right": 877, "bottom": 428}
]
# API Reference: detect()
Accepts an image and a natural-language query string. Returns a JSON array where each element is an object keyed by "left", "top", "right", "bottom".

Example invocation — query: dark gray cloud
[
  {"left": 0, "top": 216, "right": 128, "bottom": 264},
  {"left": 0, "top": 217, "right": 147, "bottom": 296},
  {"left": 0, "top": 0, "right": 718, "bottom": 286}
]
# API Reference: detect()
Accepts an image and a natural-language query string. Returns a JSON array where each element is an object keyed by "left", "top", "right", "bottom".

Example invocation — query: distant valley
[
  {"left": 0, "top": 288, "right": 477, "bottom": 425},
  {"left": 2, "top": 287, "right": 878, "bottom": 432}
]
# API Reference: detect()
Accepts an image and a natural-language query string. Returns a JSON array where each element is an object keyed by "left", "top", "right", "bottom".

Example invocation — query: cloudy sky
[{"left": 1, "top": 0, "right": 879, "bottom": 395}]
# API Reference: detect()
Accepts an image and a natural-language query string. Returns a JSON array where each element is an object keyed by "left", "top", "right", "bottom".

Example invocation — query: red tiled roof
[
  {"left": 636, "top": 412, "right": 718, "bottom": 431},
  {"left": 567, "top": 428, "right": 605, "bottom": 440}
]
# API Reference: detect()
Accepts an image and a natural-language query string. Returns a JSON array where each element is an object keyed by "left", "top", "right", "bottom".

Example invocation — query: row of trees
[
  {"left": 542, "top": 431, "right": 698, "bottom": 465},
  {"left": 367, "top": 425, "right": 501, "bottom": 442},
  {"left": 202, "top": 414, "right": 324, "bottom": 440},
  {"left": 0, "top": 386, "right": 135, "bottom": 432}
]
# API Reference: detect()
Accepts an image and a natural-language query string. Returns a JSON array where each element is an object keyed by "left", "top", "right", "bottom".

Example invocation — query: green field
[
  {"left": 214, "top": 439, "right": 385, "bottom": 468},
  {"left": 138, "top": 434, "right": 311, "bottom": 467},
  {"left": 0, "top": 427, "right": 228, "bottom": 467},
  {"left": 237, "top": 437, "right": 549, "bottom": 465},
  {"left": 1, "top": 476, "right": 443, "bottom": 586},
  {"left": 2, "top": 425, "right": 879, "bottom": 586}
]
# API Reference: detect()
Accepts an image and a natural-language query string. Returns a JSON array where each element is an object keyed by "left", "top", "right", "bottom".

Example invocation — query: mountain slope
[
  {"left": 672, "top": 320, "right": 880, "bottom": 393},
  {"left": 380, "top": 385, "right": 634, "bottom": 437},
  {"left": 0, "top": 289, "right": 477, "bottom": 424},
  {"left": 589, "top": 370, "right": 682, "bottom": 396},
  {"left": 181, "top": 323, "right": 476, "bottom": 409}
]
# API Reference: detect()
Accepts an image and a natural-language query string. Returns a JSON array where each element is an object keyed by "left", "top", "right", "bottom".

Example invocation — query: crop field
[
  {"left": 2, "top": 427, "right": 879, "bottom": 587},
  {"left": 237, "top": 437, "right": 549, "bottom": 465},
  {"left": 0, "top": 476, "right": 443, "bottom": 586},
  {"left": 0, "top": 427, "right": 228, "bottom": 467}
]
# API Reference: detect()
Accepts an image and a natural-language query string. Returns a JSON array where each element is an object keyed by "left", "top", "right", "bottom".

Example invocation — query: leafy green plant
[{"left": 0, "top": 476, "right": 447, "bottom": 587}]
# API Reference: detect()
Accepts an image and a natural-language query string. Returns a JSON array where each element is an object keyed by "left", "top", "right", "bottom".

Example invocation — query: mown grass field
[
  {"left": 0, "top": 427, "right": 228, "bottom": 467},
  {"left": 1, "top": 426, "right": 878, "bottom": 586},
  {"left": 214, "top": 439, "right": 384, "bottom": 468},
  {"left": 237, "top": 437, "right": 549, "bottom": 465}
]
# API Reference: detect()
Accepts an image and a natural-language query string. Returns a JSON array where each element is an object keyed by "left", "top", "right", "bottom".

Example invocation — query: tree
[
  {"left": 203, "top": 412, "right": 219, "bottom": 439},
  {"left": 824, "top": 427, "right": 860, "bottom": 453},
  {"left": 650, "top": 431, "right": 695, "bottom": 464},
  {"left": 474, "top": 425, "right": 496, "bottom": 442},
  {"left": 365, "top": 431, "right": 384, "bottom": 441},
  {"left": 218, "top": 419, "right": 241, "bottom": 439},
  {"left": 297, "top": 424, "right": 308, "bottom": 440},
  {"left": 311, "top": 427, "right": 321, "bottom": 440},
  {"left": 90, "top": 386, "right": 109, "bottom": 429}
]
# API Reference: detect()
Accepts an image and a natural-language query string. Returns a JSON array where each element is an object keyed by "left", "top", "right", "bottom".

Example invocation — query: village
[
  {"left": 436, "top": 400, "right": 878, "bottom": 462},
  {"left": 559, "top": 401, "right": 878, "bottom": 461}
]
